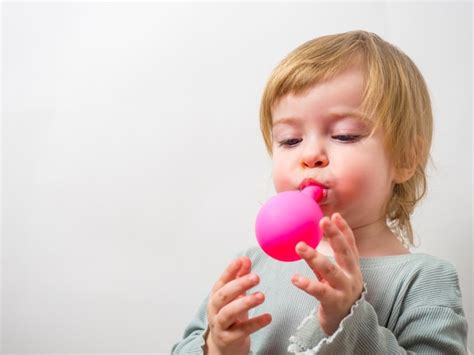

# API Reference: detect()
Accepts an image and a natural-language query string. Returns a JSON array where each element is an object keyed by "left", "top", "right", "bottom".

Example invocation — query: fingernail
[
  {"left": 320, "top": 217, "right": 330, "bottom": 228},
  {"left": 248, "top": 274, "right": 258, "bottom": 283},
  {"left": 255, "top": 292, "right": 264, "bottom": 301},
  {"left": 292, "top": 274, "right": 301, "bottom": 283},
  {"left": 297, "top": 242, "right": 308, "bottom": 252}
]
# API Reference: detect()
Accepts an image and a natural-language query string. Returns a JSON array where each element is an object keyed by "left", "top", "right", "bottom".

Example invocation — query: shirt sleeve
[
  {"left": 288, "top": 264, "right": 469, "bottom": 354},
  {"left": 171, "top": 296, "right": 209, "bottom": 355}
]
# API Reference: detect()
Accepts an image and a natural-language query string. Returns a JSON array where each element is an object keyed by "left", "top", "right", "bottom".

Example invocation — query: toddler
[{"left": 172, "top": 30, "right": 468, "bottom": 354}]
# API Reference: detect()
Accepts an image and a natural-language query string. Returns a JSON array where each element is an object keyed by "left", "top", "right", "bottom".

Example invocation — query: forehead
[{"left": 272, "top": 66, "right": 366, "bottom": 126}]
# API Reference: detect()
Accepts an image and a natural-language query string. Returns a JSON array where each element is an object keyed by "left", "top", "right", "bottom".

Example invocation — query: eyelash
[
  {"left": 278, "top": 135, "right": 361, "bottom": 147},
  {"left": 334, "top": 134, "right": 361, "bottom": 142},
  {"left": 278, "top": 138, "right": 302, "bottom": 147}
]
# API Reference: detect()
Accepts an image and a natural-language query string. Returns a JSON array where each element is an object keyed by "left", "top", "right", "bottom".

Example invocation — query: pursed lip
[{"left": 299, "top": 178, "right": 328, "bottom": 191}]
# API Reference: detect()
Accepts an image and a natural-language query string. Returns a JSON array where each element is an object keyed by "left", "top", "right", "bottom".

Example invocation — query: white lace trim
[{"left": 288, "top": 282, "right": 368, "bottom": 354}]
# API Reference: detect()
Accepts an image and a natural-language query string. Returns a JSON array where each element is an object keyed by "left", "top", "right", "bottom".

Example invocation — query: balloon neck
[{"left": 301, "top": 185, "right": 324, "bottom": 203}]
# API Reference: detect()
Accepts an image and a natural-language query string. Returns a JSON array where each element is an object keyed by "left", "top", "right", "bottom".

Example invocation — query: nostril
[
  {"left": 315, "top": 159, "right": 328, "bottom": 168},
  {"left": 302, "top": 156, "right": 329, "bottom": 168}
]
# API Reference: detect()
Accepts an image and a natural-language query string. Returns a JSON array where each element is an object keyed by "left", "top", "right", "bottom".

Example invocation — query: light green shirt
[{"left": 172, "top": 246, "right": 468, "bottom": 354}]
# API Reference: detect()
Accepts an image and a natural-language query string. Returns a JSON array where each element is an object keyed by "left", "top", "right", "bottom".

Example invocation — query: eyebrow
[
  {"left": 273, "top": 111, "right": 363, "bottom": 127},
  {"left": 272, "top": 117, "right": 301, "bottom": 127}
]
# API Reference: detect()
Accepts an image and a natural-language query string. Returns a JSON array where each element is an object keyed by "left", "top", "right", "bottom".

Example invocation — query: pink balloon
[{"left": 255, "top": 185, "right": 324, "bottom": 262}]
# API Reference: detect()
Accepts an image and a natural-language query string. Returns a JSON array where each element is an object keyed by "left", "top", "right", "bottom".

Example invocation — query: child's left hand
[{"left": 291, "top": 212, "right": 364, "bottom": 336}]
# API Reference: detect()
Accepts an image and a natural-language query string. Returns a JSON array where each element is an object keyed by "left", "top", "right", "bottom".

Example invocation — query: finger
[
  {"left": 217, "top": 292, "right": 265, "bottom": 329},
  {"left": 226, "top": 313, "right": 272, "bottom": 342},
  {"left": 333, "top": 213, "right": 360, "bottom": 260},
  {"left": 291, "top": 273, "right": 332, "bottom": 302},
  {"left": 332, "top": 213, "right": 360, "bottom": 273},
  {"left": 212, "top": 257, "right": 243, "bottom": 293},
  {"left": 295, "top": 241, "right": 345, "bottom": 289},
  {"left": 210, "top": 273, "right": 260, "bottom": 313},
  {"left": 236, "top": 256, "right": 252, "bottom": 278},
  {"left": 321, "top": 216, "right": 357, "bottom": 273},
  {"left": 233, "top": 294, "right": 250, "bottom": 322}
]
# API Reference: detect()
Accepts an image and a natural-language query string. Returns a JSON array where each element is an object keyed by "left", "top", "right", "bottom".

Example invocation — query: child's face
[{"left": 271, "top": 66, "right": 395, "bottom": 230}]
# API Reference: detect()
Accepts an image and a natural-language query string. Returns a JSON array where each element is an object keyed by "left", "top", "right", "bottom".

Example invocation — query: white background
[{"left": 1, "top": 2, "right": 472, "bottom": 353}]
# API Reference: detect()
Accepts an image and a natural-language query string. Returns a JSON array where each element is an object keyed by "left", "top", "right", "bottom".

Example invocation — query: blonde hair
[{"left": 259, "top": 30, "right": 433, "bottom": 245}]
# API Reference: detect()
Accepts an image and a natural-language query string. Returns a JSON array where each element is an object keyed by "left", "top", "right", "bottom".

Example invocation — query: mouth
[
  {"left": 299, "top": 178, "right": 329, "bottom": 203},
  {"left": 299, "top": 178, "right": 328, "bottom": 191}
]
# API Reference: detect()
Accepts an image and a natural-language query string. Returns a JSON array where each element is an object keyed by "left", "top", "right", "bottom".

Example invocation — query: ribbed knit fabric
[{"left": 172, "top": 246, "right": 468, "bottom": 354}]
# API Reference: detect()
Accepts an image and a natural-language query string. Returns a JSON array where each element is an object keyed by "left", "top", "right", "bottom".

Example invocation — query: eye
[
  {"left": 332, "top": 134, "right": 361, "bottom": 142},
  {"left": 278, "top": 138, "right": 302, "bottom": 147}
]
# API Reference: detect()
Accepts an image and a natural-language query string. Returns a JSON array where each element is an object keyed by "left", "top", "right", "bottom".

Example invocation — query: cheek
[
  {"left": 334, "top": 164, "right": 370, "bottom": 199},
  {"left": 271, "top": 156, "right": 294, "bottom": 192},
  {"left": 334, "top": 153, "right": 393, "bottom": 202}
]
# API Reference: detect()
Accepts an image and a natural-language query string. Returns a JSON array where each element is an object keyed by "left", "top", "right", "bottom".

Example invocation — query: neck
[{"left": 319, "top": 216, "right": 410, "bottom": 257}]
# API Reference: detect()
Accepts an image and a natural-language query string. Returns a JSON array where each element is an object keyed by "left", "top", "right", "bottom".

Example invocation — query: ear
[
  {"left": 392, "top": 139, "right": 419, "bottom": 184},
  {"left": 393, "top": 166, "right": 416, "bottom": 184}
]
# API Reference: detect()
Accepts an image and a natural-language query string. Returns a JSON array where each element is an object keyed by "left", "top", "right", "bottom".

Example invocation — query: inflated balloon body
[{"left": 255, "top": 185, "right": 324, "bottom": 262}]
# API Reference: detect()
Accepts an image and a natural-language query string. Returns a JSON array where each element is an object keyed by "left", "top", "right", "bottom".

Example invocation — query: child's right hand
[{"left": 205, "top": 256, "right": 272, "bottom": 355}]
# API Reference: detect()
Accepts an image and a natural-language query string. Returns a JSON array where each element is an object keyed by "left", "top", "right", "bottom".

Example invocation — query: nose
[
  {"left": 302, "top": 155, "right": 329, "bottom": 168},
  {"left": 301, "top": 140, "right": 329, "bottom": 168}
]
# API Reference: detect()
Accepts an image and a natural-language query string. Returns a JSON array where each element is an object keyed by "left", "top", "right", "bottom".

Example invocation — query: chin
[{"left": 320, "top": 205, "right": 335, "bottom": 217}]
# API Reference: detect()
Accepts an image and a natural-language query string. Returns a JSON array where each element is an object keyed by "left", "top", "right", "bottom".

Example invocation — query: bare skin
[{"left": 205, "top": 256, "right": 272, "bottom": 355}]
